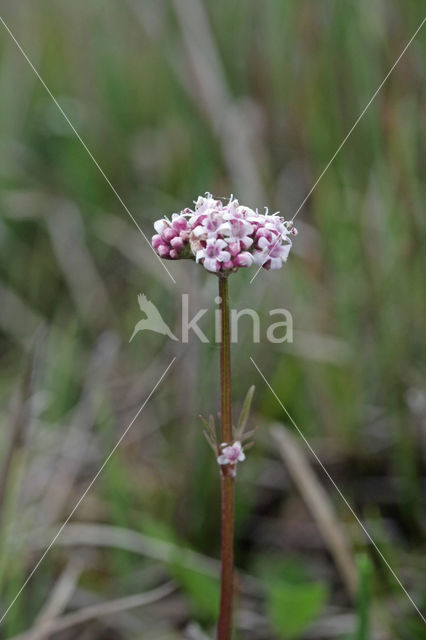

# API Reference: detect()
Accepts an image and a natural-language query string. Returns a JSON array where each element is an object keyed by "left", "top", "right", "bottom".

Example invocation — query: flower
[
  {"left": 151, "top": 193, "right": 297, "bottom": 274},
  {"left": 196, "top": 238, "right": 231, "bottom": 272},
  {"left": 219, "top": 218, "right": 254, "bottom": 251},
  {"left": 253, "top": 233, "right": 291, "bottom": 270},
  {"left": 217, "top": 441, "right": 245, "bottom": 466}
]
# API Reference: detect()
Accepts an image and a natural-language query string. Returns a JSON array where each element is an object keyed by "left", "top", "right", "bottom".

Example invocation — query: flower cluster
[{"left": 151, "top": 194, "right": 297, "bottom": 274}]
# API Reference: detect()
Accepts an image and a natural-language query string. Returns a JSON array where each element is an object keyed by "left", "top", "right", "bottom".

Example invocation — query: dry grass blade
[
  {"left": 33, "top": 556, "right": 84, "bottom": 627},
  {"left": 270, "top": 424, "right": 358, "bottom": 599},
  {"left": 29, "top": 522, "right": 260, "bottom": 593},
  {"left": 0, "top": 279, "right": 46, "bottom": 350},
  {"left": 10, "top": 581, "right": 176, "bottom": 640},
  {"left": 171, "top": 0, "right": 265, "bottom": 204},
  {"left": 94, "top": 213, "right": 179, "bottom": 291},
  {"left": 0, "top": 328, "right": 46, "bottom": 535},
  {"left": 45, "top": 201, "right": 113, "bottom": 329},
  {"left": 36, "top": 332, "right": 120, "bottom": 527},
  {"left": 33, "top": 522, "right": 220, "bottom": 578},
  {"left": 0, "top": 359, "right": 32, "bottom": 525}
]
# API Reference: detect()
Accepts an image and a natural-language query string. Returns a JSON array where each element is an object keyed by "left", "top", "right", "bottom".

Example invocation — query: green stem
[{"left": 217, "top": 275, "right": 235, "bottom": 640}]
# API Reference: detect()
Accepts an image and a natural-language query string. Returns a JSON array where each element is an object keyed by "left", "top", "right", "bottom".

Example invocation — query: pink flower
[
  {"left": 151, "top": 194, "right": 297, "bottom": 273},
  {"left": 196, "top": 238, "right": 231, "bottom": 272},
  {"left": 263, "top": 214, "right": 287, "bottom": 236},
  {"left": 191, "top": 212, "right": 224, "bottom": 239},
  {"left": 217, "top": 441, "right": 245, "bottom": 466},
  {"left": 253, "top": 236, "right": 291, "bottom": 270},
  {"left": 219, "top": 218, "right": 253, "bottom": 251},
  {"left": 194, "top": 193, "right": 222, "bottom": 214}
]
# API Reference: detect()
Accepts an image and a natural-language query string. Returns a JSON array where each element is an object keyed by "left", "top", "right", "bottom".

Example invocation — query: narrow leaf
[
  {"left": 203, "top": 431, "right": 217, "bottom": 453},
  {"left": 236, "top": 385, "right": 255, "bottom": 438}
]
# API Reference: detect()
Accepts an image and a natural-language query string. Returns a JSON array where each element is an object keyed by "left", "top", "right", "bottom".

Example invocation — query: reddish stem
[{"left": 217, "top": 275, "right": 235, "bottom": 640}]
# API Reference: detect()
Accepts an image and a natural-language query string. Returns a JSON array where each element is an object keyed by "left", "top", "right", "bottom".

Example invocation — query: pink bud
[
  {"left": 162, "top": 227, "right": 176, "bottom": 242},
  {"left": 228, "top": 242, "right": 240, "bottom": 257},
  {"left": 171, "top": 215, "right": 188, "bottom": 232},
  {"left": 170, "top": 236, "right": 184, "bottom": 251},
  {"left": 152, "top": 234, "right": 163, "bottom": 249},
  {"left": 157, "top": 244, "right": 170, "bottom": 258},
  {"left": 234, "top": 252, "right": 253, "bottom": 267},
  {"left": 222, "top": 259, "right": 234, "bottom": 270},
  {"left": 169, "top": 249, "right": 179, "bottom": 259}
]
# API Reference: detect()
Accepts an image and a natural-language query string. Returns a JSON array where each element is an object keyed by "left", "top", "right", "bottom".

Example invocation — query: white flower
[
  {"left": 217, "top": 441, "right": 245, "bottom": 466},
  {"left": 194, "top": 193, "right": 223, "bottom": 214},
  {"left": 153, "top": 219, "right": 169, "bottom": 234},
  {"left": 192, "top": 212, "right": 224, "bottom": 239},
  {"left": 253, "top": 236, "right": 292, "bottom": 269},
  {"left": 236, "top": 205, "right": 259, "bottom": 221},
  {"left": 263, "top": 214, "right": 288, "bottom": 237},
  {"left": 196, "top": 238, "right": 231, "bottom": 272},
  {"left": 219, "top": 218, "right": 254, "bottom": 250}
]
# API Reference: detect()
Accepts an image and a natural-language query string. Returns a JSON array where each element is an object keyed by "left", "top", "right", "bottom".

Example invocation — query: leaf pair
[{"left": 199, "top": 385, "right": 256, "bottom": 453}]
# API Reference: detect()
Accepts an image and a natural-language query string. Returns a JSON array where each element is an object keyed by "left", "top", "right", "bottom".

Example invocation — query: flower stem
[{"left": 217, "top": 275, "right": 235, "bottom": 640}]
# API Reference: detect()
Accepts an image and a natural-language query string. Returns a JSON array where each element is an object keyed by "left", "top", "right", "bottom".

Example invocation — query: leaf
[
  {"left": 141, "top": 516, "right": 178, "bottom": 544},
  {"left": 354, "top": 553, "right": 373, "bottom": 640},
  {"left": 267, "top": 581, "right": 327, "bottom": 639},
  {"left": 236, "top": 385, "right": 255, "bottom": 438},
  {"left": 199, "top": 414, "right": 218, "bottom": 452},
  {"left": 169, "top": 564, "right": 219, "bottom": 621},
  {"left": 253, "top": 554, "right": 309, "bottom": 584},
  {"left": 202, "top": 429, "right": 217, "bottom": 452}
]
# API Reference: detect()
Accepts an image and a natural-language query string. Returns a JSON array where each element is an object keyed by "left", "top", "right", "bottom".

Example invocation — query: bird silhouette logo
[{"left": 130, "top": 294, "right": 178, "bottom": 342}]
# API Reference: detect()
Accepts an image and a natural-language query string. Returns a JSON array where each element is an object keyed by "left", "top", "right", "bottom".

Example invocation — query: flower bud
[
  {"left": 157, "top": 244, "right": 170, "bottom": 258},
  {"left": 162, "top": 227, "right": 176, "bottom": 242},
  {"left": 222, "top": 259, "right": 234, "bottom": 271},
  {"left": 234, "top": 252, "right": 253, "bottom": 267},
  {"left": 152, "top": 234, "right": 163, "bottom": 249},
  {"left": 170, "top": 236, "right": 184, "bottom": 252}
]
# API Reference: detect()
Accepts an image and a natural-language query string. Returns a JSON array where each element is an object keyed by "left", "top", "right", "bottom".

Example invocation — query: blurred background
[{"left": 0, "top": 1, "right": 425, "bottom": 638}]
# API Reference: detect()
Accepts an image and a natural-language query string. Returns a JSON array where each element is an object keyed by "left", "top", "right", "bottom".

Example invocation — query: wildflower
[
  {"left": 219, "top": 218, "right": 254, "bottom": 251},
  {"left": 196, "top": 238, "right": 231, "bottom": 272},
  {"left": 151, "top": 193, "right": 297, "bottom": 274},
  {"left": 149, "top": 193, "right": 297, "bottom": 639},
  {"left": 217, "top": 441, "right": 246, "bottom": 466},
  {"left": 253, "top": 234, "right": 291, "bottom": 270}
]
